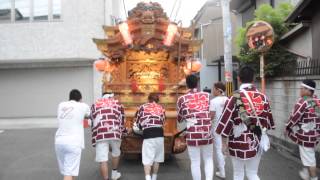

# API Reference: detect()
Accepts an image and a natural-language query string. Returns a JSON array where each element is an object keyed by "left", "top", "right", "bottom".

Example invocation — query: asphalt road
[{"left": 0, "top": 128, "right": 318, "bottom": 180}]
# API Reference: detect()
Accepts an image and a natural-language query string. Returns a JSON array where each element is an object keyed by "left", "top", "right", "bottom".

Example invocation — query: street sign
[
  {"left": 246, "top": 21, "right": 274, "bottom": 53},
  {"left": 246, "top": 21, "right": 274, "bottom": 94}
]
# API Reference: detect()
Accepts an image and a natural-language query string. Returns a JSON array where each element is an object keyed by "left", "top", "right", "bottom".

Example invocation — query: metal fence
[
  {"left": 295, "top": 59, "right": 320, "bottom": 76},
  {"left": 280, "top": 58, "right": 320, "bottom": 76}
]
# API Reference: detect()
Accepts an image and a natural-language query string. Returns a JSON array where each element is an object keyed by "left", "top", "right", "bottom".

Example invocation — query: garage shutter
[{"left": 0, "top": 66, "right": 93, "bottom": 118}]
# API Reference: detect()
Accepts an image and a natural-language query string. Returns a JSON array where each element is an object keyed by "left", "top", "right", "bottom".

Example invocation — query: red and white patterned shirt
[
  {"left": 136, "top": 102, "right": 165, "bottom": 130},
  {"left": 91, "top": 96, "right": 125, "bottom": 147},
  {"left": 177, "top": 89, "right": 213, "bottom": 146},
  {"left": 216, "top": 84, "right": 275, "bottom": 159},
  {"left": 286, "top": 96, "right": 320, "bottom": 148}
]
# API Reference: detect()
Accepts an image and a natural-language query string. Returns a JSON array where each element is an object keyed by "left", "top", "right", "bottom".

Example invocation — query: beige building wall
[
  {"left": 283, "top": 28, "right": 313, "bottom": 58},
  {"left": 194, "top": 1, "right": 238, "bottom": 90},
  {"left": 258, "top": 77, "right": 320, "bottom": 154}
]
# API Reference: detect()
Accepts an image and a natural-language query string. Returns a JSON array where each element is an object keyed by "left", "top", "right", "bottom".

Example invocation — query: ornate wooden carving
[{"left": 92, "top": 2, "right": 200, "bottom": 155}]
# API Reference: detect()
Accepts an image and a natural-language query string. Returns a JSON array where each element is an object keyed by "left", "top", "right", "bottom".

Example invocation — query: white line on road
[{"left": 0, "top": 130, "right": 4, "bottom": 134}]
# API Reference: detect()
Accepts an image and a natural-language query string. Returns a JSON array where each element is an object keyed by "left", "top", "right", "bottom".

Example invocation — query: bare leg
[
  {"left": 309, "top": 166, "right": 317, "bottom": 178},
  {"left": 152, "top": 162, "right": 159, "bottom": 174},
  {"left": 63, "top": 176, "right": 73, "bottom": 180},
  {"left": 112, "top": 156, "right": 120, "bottom": 170},
  {"left": 144, "top": 165, "right": 152, "bottom": 180},
  {"left": 151, "top": 163, "right": 160, "bottom": 180},
  {"left": 144, "top": 165, "right": 152, "bottom": 176},
  {"left": 100, "top": 162, "right": 109, "bottom": 179}
]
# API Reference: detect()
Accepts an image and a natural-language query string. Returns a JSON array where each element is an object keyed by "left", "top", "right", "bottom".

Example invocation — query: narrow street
[{"left": 0, "top": 128, "right": 318, "bottom": 180}]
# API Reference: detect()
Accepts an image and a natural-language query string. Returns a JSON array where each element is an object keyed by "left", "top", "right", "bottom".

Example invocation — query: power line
[
  {"left": 174, "top": 0, "right": 182, "bottom": 22},
  {"left": 122, "top": 0, "right": 127, "bottom": 18},
  {"left": 170, "top": 0, "right": 178, "bottom": 19}
]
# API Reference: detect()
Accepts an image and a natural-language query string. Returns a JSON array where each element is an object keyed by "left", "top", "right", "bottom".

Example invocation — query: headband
[{"left": 301, "top": 83, "right": 315, "bottom": 91}]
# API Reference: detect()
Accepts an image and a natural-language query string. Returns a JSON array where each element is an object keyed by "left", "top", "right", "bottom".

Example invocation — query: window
[
  {"left": 0, "top": 0, "right": 61, "bottom": 23},
  {"left": 34, "top": 0, "right": 48, "bottom": 21},
  {"left": 0, "top": 0, "right": 11, "bottom": 22},
  {"left": 15, "top": 0, "right": 30, "bottom": 21},
  {"left": 52, "top": 0, "right": 61, "bottom": 19}
]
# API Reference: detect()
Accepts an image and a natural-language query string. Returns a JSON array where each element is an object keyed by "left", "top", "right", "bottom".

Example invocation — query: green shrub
[{"left": 235, "top": 3, "right": 296, "bottom": 77}]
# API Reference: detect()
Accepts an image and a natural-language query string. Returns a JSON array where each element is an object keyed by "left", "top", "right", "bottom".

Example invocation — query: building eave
[
  {"left": 280, "top": 22, "right": 310, "bottom": 42},
  {"left": 230, "top": 0, "right": 254, "bottom": 13},
  {"left": 192, "top": 0, "right": 220, "bottom": 23},
  {"left": 285, "top": 0, "right": 312, "bottom": 23}
]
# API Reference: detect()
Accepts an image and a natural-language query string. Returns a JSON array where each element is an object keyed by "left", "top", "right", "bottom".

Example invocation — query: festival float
[{"left": 92, "top": 2, "right": 202, "bottom": 156}]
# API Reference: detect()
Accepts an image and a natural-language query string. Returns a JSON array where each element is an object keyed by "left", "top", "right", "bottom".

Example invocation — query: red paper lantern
[
  {"left": 158, "top": 78, "right": 165, "bottom": 92},
  {"left": 183, "top": 67, "right": 192, "bottom": 75},
  {"left": 95, "top": 60, "right": 106, "bottom": 72},
  {"left": 104, "top": 61, "right": 116, "bottom": 72},
  {"left": 131, "top": 80, "right": 138, "bottom": 92},
  {"left": 185, "top": 60, "right": 202, "bottom": 73},
  {"left": 163, "top": 23, "right": 178, "bottom": 46},
  {"left": 119, "top": 22, "right": 133, "bottom": 45}
]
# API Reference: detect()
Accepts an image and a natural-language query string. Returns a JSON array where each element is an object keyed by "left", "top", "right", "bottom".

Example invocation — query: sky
[
  {"left": 0, "top": 0, "right": 60, "bottom": 17},
  {"left": 0, "top": 0, "right": 206, "bottom": 23},
  {"left": 124, "top": 0, "right": 208, "bottom": 26}
]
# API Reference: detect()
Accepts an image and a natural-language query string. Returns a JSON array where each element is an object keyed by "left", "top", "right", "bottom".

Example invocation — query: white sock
[
  {"left": 145, "top": 175, "right": 151, "bottom": 180},
  {"left": 311, "top": 177, "right": 318, "bottom": 180},
  {"left": 151, "top": 174, "right": 157, "bottom": 180}
]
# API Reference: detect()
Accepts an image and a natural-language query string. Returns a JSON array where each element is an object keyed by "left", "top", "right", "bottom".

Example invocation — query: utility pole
[{"left": 221, "top": 0, "right": 233, "bottom": 96}]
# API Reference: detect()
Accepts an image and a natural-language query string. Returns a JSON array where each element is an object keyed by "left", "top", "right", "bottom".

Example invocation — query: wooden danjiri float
[{"left": 92, "top": 2, "right": 202, "bottom": 156}]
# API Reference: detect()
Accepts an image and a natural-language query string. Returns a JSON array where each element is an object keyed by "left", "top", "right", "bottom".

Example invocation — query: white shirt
[
  {"left": 239, "top": 83, "right": 253, "bottom": 90},
  {"left": 55, "top": 100, "right": 90, "bottom": 149},
  {"left": 209, "top": 96, "right": 228, "bottom": 129}
]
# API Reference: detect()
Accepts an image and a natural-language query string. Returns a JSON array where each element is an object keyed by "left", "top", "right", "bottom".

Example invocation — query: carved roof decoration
[{"left": 93, "top": 2, "right": 202, "bottom": 63}]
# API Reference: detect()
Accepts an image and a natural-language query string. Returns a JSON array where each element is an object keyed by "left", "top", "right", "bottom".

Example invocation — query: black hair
[
  {"left": 148, "top": 93, "right": 159, "bottom": 103},
  {"left": 186, "top": 74, "right": 198, "bottom": 89},
  {"left": 302, "top": 79, "right": 316, "bottom": 95},
  {"left": 214, "top": 82, "right": 226, "bottom": 92},
  {"left": 69, "top": 89, "right": 82, "bottom": 102},
  {"left": 239, "top": 66, "right": 255, "bottom": 83}
]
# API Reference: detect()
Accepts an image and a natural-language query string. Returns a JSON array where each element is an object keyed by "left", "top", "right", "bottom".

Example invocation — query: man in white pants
[
  {"left": 91, "top": 92, "right": 126, "bottom": 180},
  {"left": 135, "top": 93, "right": 165, "bottom": 180},
  {"left": 55, "top": 89, "right": 90, "bottom": 180},
  {"left": 286, "top": 79, "right": 320, "bottom": 180},
  {"left": 177, "top": 74, "right": 214, "bottom": 180},
  {"left": 210, "top": 82, "right": 228, "bottom": 179},
  {"left": 216, "top": 66, "right": 275, "bottom": 180}
]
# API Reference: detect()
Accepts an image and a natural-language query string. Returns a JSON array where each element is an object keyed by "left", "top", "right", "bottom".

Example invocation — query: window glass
[
  {"left": 15, "top": 0, "right": 30, "bottom": 21},
  {"left": 52, "top": 0, "right": 60, "bottom": 19},
  {"left": 0, "top": 0, "right": 11, "bottom": 22},
  {"left": 34, "top": 0, "right": 48, "bottom": 21}
]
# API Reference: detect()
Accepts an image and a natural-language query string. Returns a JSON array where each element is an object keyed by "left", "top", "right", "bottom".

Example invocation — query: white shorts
[
  {"left": 299, "top": 145, "right": 316, "bottom": 167},
  {"left": 142, "top": 137, "right": 164, "bottom": 165},
  {"left": 95, "top": 140, "right": 121, "bottom": 162},
  {"left": 55, "top": 144, "right": 82, "bottom": 176}
]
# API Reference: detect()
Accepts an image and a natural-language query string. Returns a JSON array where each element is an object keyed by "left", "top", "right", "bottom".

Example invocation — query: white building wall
[
  {"left": 0, "top": 0, "right": 122, "bottom": 117},
  {"left": 0, "top": 0, "right": 119, "bottom": 61}
]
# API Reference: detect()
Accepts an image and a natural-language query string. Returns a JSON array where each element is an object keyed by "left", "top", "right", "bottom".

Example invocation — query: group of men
[
  {"left": 54, "top": 66, "right": 320, "bottom": 180},
  {"left": 54, "top": 89, "right": 166, "bottom": 180}
]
